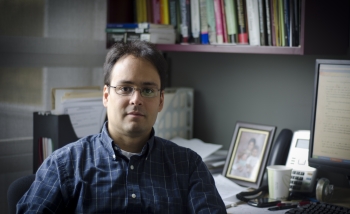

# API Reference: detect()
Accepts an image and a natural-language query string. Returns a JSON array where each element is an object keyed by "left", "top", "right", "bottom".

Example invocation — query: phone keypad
[{"left": 289, "top": 170, "right": 311, "bottom": 191}]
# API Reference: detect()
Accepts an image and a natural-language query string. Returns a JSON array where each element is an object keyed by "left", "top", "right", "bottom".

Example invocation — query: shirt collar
[{"left": 100, "top": 121, "right": 156, "bottom": 159}]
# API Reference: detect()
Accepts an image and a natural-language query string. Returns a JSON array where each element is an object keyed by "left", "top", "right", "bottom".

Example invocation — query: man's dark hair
[{"left": 103, "top": 41, "right": 168, "bottom": 91}]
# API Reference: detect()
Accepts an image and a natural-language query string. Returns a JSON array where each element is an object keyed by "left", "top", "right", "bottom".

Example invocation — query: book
[
  {"left": 220, "top": 0, "right": 228, "bottom": 43},
  {"left": 288, "top": 0, "right": 294, "bottom": 47},
  {"left": 136, "top": 0, "right": 147, "bottom": 23},
  {"left": 179, "top": 0, "right": 191, "bottom": 43},
  {"left": 292, "top": 0, "right": 300, "bottom": 47},
  {"left": 206, "top": 0, "right": 217, "bottom": 44},
  {"left": 271, "top": 0, "right": 279, "bottom": 46},
  {"left": 191, "top": 0, "right": 201, "bottom": 43},
  {"left": 152, "top": 0, "right": 161, "bottom": 24},
  {"left": 106, "top": 32, "right": 126, "bottom": 48},
  {"left": 199, "top": 0, "right": 210, "bottom": 44},
  {"left": 107, "top": 22, "right": 174, "bottom": 29},
  {"left": 169, "top": 0, "right": 178, "bottom": 31},
  {"left": 246, "top": 0, "right": 260, "bottom": 46},
  {"left": 123, "top": 29, "right": 176, "bottom": 44},
  {"left": 160, "top": 0, "right": 170, "bottom": 24},
  {"left": 278, "top": 0, "right": 285, "bottom": 46},
  {"left": 224, "top": 0, "right": 239, "bottom": 43},
  {"left": 283, "top": 0, "right": 290, "bottom": 46},
  {"left": 175, "top": 0, "right": 182, "bottom": 43},
  {"left": 213, "top": 0, "right": 224, "bottom": 43},
  {"left": 146, "top": 0, "right": 153, "bottom": 22},
  {"left": 258, "top": 0, "right": 266, "bottom": 46},
  {"left": 51, "top": 87, "right": 107, "bottom": 138},
  {"left": 265, "top": 0, "right": 272, "bottom": 46},
  {"left": 235, "top": 0, "right": 248, "bottom": 44}
]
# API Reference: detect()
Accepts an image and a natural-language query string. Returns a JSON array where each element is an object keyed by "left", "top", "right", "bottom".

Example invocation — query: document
[
  {"left": 51, "top": 87, "right": 106, "bottom": 138},
  {"left": 213, "top": 174, "right": 247, "bottom": 200}
]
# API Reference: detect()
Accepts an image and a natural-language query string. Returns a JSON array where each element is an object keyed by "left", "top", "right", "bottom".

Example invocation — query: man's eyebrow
[
  {"left": 141, "top": 82, "right": 158, "bottom": 86},
  {"left": 116, "top": 80, "right": 159, "bottom": 87}
]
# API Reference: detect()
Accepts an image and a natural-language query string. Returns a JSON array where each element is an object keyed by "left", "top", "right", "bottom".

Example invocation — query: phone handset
[{"left": 261, "top": 129, "right": 294, "bottom": 186}]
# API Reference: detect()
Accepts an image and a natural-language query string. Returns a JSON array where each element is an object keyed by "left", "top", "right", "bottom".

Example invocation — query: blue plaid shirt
[{"left": 17, "top": 122, "right": 226, "bottom": 213}]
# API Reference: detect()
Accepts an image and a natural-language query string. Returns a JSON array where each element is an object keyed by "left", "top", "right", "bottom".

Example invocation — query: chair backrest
[{"left": 7, "top": 174, "right": 35, "bottom": 214}]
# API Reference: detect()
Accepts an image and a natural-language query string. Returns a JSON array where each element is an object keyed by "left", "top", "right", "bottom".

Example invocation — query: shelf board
[{"left": 156, "top": 44, "right": 304, "bottom": 55}]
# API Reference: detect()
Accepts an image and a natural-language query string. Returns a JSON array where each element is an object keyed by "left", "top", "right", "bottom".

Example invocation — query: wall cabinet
[{"left": 107, "top": 0, "right": 349, "bottom": 55}]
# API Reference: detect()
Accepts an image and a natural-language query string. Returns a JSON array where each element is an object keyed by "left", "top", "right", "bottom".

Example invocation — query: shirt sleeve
[
  {"left": 186, "top": 151, "right": 226, "bottom": 214},
  {"left": 16, "top": 153, "right": 70, "bottom": 214}
]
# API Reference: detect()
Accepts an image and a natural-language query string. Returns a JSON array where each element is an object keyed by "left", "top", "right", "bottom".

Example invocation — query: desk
[
  {"left": 225, "top": 187, "right": 350, "bottom": 214},
  {"left": 328, "top": 187, "right": 350, "bottom": 208},
  {"left": 226, "top": 202, "right": 286, "bottom": 214}
]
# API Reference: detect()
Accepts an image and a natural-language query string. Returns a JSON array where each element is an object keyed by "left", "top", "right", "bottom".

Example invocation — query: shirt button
[
  {"left": 130, "top": 165, "right": 134, "bottom": 170},
  {"left": 131, "top": 193, "right": 136, "bottom": 198}
]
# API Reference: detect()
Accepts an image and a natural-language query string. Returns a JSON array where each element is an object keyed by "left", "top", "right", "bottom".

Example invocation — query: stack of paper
[
  {"left": 170, "top": 137, "right": 227, "bottom": 174},
  {"left": 51, "top": 87, "right": 106, "bottom": 138},
  {"left": 170, "top": 137, "right": 222, "bottom": 159},
  {"left": 203, "top": 149, "right": 228, "bottom": 175}
]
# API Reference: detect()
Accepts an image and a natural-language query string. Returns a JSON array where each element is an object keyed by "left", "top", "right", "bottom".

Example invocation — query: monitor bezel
[{"left": 308, "top": 59, "right": 350, "bottom": 176}]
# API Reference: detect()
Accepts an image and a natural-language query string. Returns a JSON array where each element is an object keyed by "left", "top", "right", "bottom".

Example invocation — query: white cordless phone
[{"left": 285, "top": 130, "right": 317, "bottom": 193}]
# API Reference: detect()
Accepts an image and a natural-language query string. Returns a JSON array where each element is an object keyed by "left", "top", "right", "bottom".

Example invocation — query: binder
[{"left": 33, "top": 112, "right": 78, "bottom": 173}]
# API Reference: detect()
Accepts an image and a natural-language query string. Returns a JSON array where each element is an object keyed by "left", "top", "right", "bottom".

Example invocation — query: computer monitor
[{"left": 309, "top": 59, "right": 350, "bottom": 177}]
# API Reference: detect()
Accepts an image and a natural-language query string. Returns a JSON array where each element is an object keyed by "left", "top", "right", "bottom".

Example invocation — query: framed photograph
[{"left": 222, "top": 121, "right": 276, "bottom": 189}]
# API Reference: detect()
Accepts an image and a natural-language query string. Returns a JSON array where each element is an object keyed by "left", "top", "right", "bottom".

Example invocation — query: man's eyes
[
  {"left": 142, "top": 88, "right": 154, "bottom": 94},
  {"left": 119, "top": 86, "right": 133, "bottom": 92}
]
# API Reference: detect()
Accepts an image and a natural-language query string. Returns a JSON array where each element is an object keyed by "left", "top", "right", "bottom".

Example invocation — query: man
[{"left": 17, "top": 41, "right": 226, "bottom": 213}]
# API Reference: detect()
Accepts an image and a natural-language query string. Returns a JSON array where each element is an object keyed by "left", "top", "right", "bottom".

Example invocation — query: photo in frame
[{"left": 222, "top": 121, "right": 276, "bottom": 189}]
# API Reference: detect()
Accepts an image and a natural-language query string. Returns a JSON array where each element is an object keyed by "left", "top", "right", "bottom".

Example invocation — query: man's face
[{"left": 103, "top": 55, "right": 164, "bottom": 138}]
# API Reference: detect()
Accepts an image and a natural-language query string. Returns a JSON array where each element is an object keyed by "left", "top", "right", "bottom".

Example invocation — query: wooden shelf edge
[{"left": 155, "top": 44, "right": 304, "bottom": 55}]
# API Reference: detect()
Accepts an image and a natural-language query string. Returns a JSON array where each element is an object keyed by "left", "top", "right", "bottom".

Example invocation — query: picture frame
[{"left": 222, "top": 121, "right": 276, "bottom": 189}]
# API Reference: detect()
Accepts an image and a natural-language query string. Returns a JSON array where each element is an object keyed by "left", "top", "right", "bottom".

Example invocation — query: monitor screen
[{"left": 309, "top": 59, "right": 350, "bottom": 176}]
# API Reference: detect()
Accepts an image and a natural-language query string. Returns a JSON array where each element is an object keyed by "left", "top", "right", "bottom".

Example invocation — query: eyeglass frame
[{"left": 107, "top": 85, "right": 161, "bottom": 98}]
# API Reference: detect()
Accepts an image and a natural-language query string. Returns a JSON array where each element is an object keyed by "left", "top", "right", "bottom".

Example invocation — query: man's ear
[
  {"left": 158, "top": 90, "right": 164, "bottom": 112},
  {"left": 103, "top": 85, "right": 109, "bottom": 107}
]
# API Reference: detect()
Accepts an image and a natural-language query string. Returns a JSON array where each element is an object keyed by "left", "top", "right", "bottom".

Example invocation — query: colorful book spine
[
  {"left": 146, "top": 0, "right": 153, "bottom": 22},
  {"left": 283, "top": 0, "right": 290, "bottom": 46},
  {"left": 136, "top": 0, "right": 147, "bottom": 23},
  {"left": 278, "top": 0, "right": 285, "bottom": 46},
  {"left": 107, "top": 23, "right": 174, "bottom": 29},
  {"left": 271, "top": 0, "right": 279, "bottom": 46},
  {"left": 224, "top": 0, "right": 238, "bottom": 43},
  {"left": 235, "top": 0, "right": 248, "bottom": 44},
  {"left": 206, "top": 0, "right": 217, "bottom": 44},
  {"left": 265, "top": 0, "right": 272, "bottom": 46},
  {"left": 213, "top": 0, "right": 224, "bottom": 43},
  {"left": 152, "top": 0, "right": 161, "bottom": 24},
  {"left": 292, "top": 0, "right": 300, "bottom": 46},
  {"left": 169, "top": 0, "right": 178, "bottom": 29},
  {"left": 180, "top": 0, "right": 190, "bottom": 43},
  {"left": 220, "top": 0, "right": 228, "bottom": 43},
  {"left": 246, "top": 0, "right": 260, "bottom": 46},
  {"left": 199, "top": 0, "right": 210, "bottom": 44},
  {"left": 191, "top": 0, "right": 201, "bottom": 43},
  {"left": 160, "top": 0, "right": 170, "bottom": 24},
  {"left": 258, "top": 0, "right": 266, "bottom": 46}
]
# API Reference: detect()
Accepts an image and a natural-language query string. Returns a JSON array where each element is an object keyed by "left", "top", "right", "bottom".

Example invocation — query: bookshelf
[{"left": 106, "top": 0, "right": 349, "bottom": 55}]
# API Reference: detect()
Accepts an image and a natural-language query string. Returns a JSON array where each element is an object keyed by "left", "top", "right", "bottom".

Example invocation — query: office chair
[{"left": 7, "top": 174, "right": 35, "bottom": 214}]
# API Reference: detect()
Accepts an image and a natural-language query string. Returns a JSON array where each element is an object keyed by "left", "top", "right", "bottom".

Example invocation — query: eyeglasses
[{"left": 108, "top": 85, "right": 160, "bottom": 98}]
